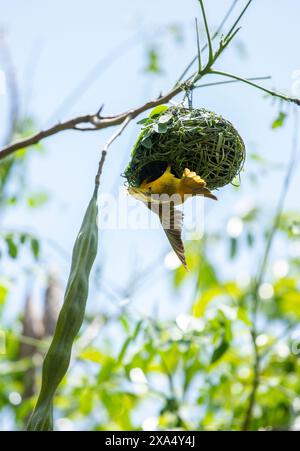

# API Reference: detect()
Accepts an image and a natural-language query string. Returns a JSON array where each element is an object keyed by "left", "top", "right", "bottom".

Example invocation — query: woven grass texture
[{"left": 124, "top": 106, "right": 246, "bottom": 190}]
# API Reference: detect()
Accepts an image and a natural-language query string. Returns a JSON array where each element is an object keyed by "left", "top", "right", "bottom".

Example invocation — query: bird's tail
[{"left": 180, "top": 168, "right": 217, "bottom": 201}]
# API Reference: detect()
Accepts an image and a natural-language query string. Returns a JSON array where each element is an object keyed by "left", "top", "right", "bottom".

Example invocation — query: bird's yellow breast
[
  {"left": 134, "top": 165, "right": 216, "bottom": 203},
  {"left": 148, "top": 171, "right": 181, "bottom": 196}
]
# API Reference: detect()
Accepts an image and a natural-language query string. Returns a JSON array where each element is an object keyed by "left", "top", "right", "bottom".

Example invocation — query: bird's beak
[
  {"left": 200, "top": 188, "right": 218, "bottom": 201},
  {"left": 127, "top": 187, "right": 151, "bottom": 202}
]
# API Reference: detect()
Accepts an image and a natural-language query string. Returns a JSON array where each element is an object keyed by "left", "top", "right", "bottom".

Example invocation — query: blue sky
[{"left": 0, "top": 0, "right": 300, "bottom": 320}]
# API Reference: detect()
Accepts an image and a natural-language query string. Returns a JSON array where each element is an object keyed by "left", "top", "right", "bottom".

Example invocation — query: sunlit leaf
[
  {"left": 27, "top": 192, "right": 49, "bottom": 208},
  {"left": 0, "top": 283, "right": 8, "bottom": 306},
  {"left": 144, "top": 48, "right": 161, "bottom": 74},
  {"left": 271, "top": 112, "right": 287, "bottom": 129},
  {"left": 193, "top": 287, "right": 223, "bottom": 317},
  {"left": 149, "top": 105, "right": 169, "bottom": 118},
  {"left": 79, "top": 348, "right": 105, "bottom": 364}
]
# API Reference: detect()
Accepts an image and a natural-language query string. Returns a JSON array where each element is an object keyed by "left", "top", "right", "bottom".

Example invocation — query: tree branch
[
  {"left": 0, "top": 85, "right": 182, "bottom": 161},
  {"left": 0, "top": 0, "right": 243, "bottom": 161},
  {"left": 1, "top": 0, "right": 299, "bottom": 164}
]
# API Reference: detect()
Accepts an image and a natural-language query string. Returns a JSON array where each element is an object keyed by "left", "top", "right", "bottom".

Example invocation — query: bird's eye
[{"left": 148, "top": 186, "right": 152, "bottom": 192}]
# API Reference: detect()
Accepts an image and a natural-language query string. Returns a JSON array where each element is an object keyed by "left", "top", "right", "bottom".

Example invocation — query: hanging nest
[{"left": 124, "top": 105, "right": 246, "bottom": 190}]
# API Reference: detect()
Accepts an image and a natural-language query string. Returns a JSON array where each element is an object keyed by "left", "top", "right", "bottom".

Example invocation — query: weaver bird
[{"left": 128, "top": 165, "right": 217, "bottom": 269}]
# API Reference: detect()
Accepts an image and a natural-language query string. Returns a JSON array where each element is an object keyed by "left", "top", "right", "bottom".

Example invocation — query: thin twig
[
  {"left": 195, "top": 75, "right": 271, "bottom": 89},
  {"left": 242, "top": 109, "right": 300, "bottom": 431},
  {"left": 195, "top": 18, "right": 202, "bottom": 73},
  {"left": 225, "top": 0, "right": 253, "bottom": 40},
  {"left": 198, "top": 0, "right": 213, "bottom": 63},
  {"left": 0, "top": 85, "right": 182, "bottom": 161},
  {"left": 210, "top": 70, "right": 300, "bottom": 105},
  {"left": 177, "top": 0, "right": 239, "bottom": 83},
  {"left": 94, "top": 114, "right": 132, "bottom": 190}
]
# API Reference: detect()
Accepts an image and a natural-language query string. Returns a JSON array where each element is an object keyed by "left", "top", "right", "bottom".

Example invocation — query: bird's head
[
  {"left": 127, "top": 180, "right": 154, "bottom": 202},
  {"left": 128, "top": 165, "right": 173, "bottom": 199}
]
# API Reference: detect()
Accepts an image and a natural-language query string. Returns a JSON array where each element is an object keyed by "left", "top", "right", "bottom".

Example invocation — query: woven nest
[{"left": 124, "top": 106, "right": 245, "bottom": 190}]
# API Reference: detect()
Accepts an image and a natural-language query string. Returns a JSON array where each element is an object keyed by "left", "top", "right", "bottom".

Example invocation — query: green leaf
[
  {"left": 118, "top": 320, "right": 143, "bottom": 363},
  {"left": 237, "top": 307, "right": 252, "bottom": 326},
  {"left": 149, "top": 105, "right": 169, "bottom": 118},
  {"left": 242, "top": 208, "right": 260, "bottom": 222},
  {"left": 271, "top": 112, "right": 287, "bottom": 129},
  {"left": 120, "top": 316, "right": 131, "bottom": 335},
  {"left": 173, "top": 265, "right": 189, "bottom": 288},
  {"left": 132, "top": 319, "right": 143, "bottom": 340},
  {"left": 19, "top": 233, "right": 28, "bottom": 244},
  {"left": 78, "top": 388, "right": 94, "bottom": 415},
  {"left": 30, "top": 238, "right": 40, "bottom": 259},
  {"left": 79, "top": 348, "right": 105, "bottom": 364},
  {"left": 5, "top": 236, "right": 18, "bottom": 259},
  {"left": 137, "top": 117, "right": 154, "bottom": 126},
  {"left": 153, "top": 122, "right": 169, "bottom": 134},
  {"left": 246, "top": 232, "right": 254, "bottom": 247},
  {"left": 197, "top": 258, "right": 219, "bottom": 290},
  {"left": 5, "top": 196, "right": 17, "bottom": 206},
  {"left": 0, "top": 283, "right": 8, "bottom": 305},
  {"left": 193, "top": 286, "right": 222, "bottom": 317},
  {"left": 230, "top": 237, "right": 238, "bottom": 259},
  {"left": 27, "top": 192, "right": 49, "bottom": 208},
  {"left": 144, "top": 48, "right": 161, "bottom": 74},
  {"left": 158, "top": 113, "right": 173, "bottom": 124},
  {"left": 141, "top": 137, "right": 153, "bottom": 149},
  {"left": 250, "top": 152, "right": 265, "bottom": 163},
  {"left": 118, "top": 337, "right": 131, "bottom": 364},
  {"left": 211, "top": 338, "right": 229, "bottom": 364}
]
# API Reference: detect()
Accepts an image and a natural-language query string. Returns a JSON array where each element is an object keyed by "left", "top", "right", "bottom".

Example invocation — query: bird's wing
[
  {"left": 146, "top": 201, "right": 188, "bottom": 270},
  {"left": 181, "top": 168, "right": 217, "bottom": 201}
]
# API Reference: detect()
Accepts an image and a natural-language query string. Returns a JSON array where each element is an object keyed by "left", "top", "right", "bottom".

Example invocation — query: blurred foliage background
[{"left": 1, "top": 0, "right": 300, "bottom": 431}]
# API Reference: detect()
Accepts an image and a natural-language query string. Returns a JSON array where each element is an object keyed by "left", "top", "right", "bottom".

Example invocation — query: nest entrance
[
  {"left": 137, "top": 161, "right": 169, "bottom": 185},
  {"left": 124, "top": 106, "right": 246, "bottom": 190}
]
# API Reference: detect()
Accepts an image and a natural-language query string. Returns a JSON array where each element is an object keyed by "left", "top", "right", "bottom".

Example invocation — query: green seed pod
[{"left": 27, "top": 191, "right": 98, "bottom": 431}]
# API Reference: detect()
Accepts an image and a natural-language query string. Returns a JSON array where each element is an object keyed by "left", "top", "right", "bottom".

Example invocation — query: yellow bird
[{"left": 128, "top": 165, "right": 217, "bottom": 269}]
